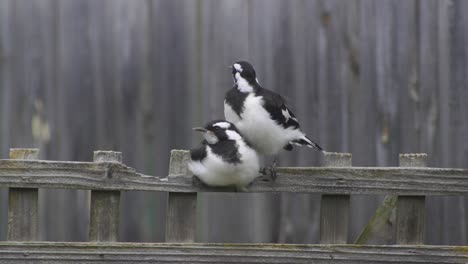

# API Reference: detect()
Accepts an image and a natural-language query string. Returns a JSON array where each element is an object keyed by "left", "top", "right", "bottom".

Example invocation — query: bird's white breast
[
  {"left": 235, "top": 94, "right": 303, "bottom": 155},
  {"left": 188, "top": 142, "right": 259, "bottom": 188}
]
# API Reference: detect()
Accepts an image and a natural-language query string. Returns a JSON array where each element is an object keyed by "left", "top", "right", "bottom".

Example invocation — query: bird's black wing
[
  {"left": 190, "top": 142, "right": 208, "bottom": 161},
  {"left": 256, "top": 87, "right": 300, "bottom": 129},
  {"left": 210, "top": 140, "right": 241, "bottom": 164}
]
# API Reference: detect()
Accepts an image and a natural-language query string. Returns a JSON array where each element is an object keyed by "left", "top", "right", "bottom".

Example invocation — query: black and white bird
[
  {"left": 224, "top": 61, "right": 324, "bottom": 177},
  {"left": 188, "top": 120, "right": 260, "bottom": 190}
]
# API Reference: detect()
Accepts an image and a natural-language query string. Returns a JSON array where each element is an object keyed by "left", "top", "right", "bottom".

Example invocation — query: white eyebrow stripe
[{"left": 214, "top": 122, "right": 231, "bottom": 129}]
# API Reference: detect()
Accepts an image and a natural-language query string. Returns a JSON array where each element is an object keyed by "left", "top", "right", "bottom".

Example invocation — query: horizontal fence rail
[
  {"left": 0, "top": 242, "right": 467, "bottom": 264},
  {"left": 0, "top": 159, "right": 467, "bottom": 195},
  {"left": 1, "top": 148, "right": 468, "bottom": 264}
]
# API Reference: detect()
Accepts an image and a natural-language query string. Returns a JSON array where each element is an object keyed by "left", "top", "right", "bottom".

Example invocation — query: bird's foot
[{"left": 259, "top": 164, "right": 277, "bottom": 182}]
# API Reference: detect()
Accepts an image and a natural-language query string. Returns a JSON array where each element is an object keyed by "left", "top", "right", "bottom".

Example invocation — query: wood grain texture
[
  {"left": 355, "top": 195, "right": 397, "bottom": 245},
  {"left": 396, "top": 154, "right": 427, "bottom": 245},
  {"left": 89, "top": 151, "right": 121, "bottom": 242},
  {"left": 356, "top": 154, "right": 427, "bottom": 245},
  {"left": 320, "top": 152, "right": 351, "bottom": 244},
  {"left": 0, "top": 159, "right": 468, "bottom": 195},
  {"left": 1, "top": 0, "right": 468, "bottom": 244},
  {"left": 396, "top": 196, "right": 425, "bottom": 245},
  {"left": 7, "top": 148, "right": 39, "bottom": 241},
  {"left": 166, "top": 150, "right": 196, "bottom": 242},
  {"left": 0, "top": 242, "right": 466, "bottom": 263}
]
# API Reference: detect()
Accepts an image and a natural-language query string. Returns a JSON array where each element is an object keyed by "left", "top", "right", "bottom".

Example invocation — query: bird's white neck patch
[
  {"left": 235, "top": 73, "right": 253, "bottom": 93},
  {"left": 233, "top": 63, "right": 243, "bottom": 72},
  {"left": 203, "top": 132, "right": 219, "bottom": 144},
  {"left": 213, "top": 122, "right": 231, "bottom": 129},
  {"left": 226, "top": 130, "right": 242, "bottom": 141}
]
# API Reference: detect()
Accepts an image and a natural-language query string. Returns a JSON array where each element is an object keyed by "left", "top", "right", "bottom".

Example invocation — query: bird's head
[
  {"left": 193, "top": 120, "right": 241, "bottom": 144},
  {"left": 230, "top": 61, "right": 258, "bottom": 88}
]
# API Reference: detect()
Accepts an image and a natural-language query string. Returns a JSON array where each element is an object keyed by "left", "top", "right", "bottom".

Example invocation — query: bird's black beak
[{"left": 193, "top": 127, "right": 207, "bottom": 133}]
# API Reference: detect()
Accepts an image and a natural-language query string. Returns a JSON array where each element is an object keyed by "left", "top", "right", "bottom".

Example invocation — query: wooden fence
[{"left": 0, "top": 148, "right": 467, "bottom": 263}]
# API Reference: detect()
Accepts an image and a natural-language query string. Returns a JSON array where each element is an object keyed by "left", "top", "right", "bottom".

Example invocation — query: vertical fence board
[
  {"left": 320, "top": 152, "right": 351, "bottom": 244},
  {"left": 7, "top": 148, "right": 39, "bottom": 241},
  {"left": 396, "top": 154, "right": 427, "bottom": 245},
  {"left": 166, "top": 150, "right": 196, "bottom": 242},
  {"left": 89, "top": 151, "right": 121, "bottom": 242}
]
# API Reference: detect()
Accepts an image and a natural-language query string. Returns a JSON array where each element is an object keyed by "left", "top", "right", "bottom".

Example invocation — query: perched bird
[
  {"left": 224, "top": 61, "right": 324, "bottom": 178},
  {"left": 188, "top": 120, "right": 260, "bottom": 191}
]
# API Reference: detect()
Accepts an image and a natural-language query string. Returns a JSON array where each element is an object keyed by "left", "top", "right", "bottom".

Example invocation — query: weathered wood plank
[
  {"left": 320, "top": 152, "right": 351, "bottom": 244},
  {"left": 7, "top": 148, "right": 39, "bottom": 241},
  {"left": 89, "top": 151, "right": 121, "bottom": 242},
  {"left": 396, "top": 196, "right": 425, "bottom": 245},
  {"left": 0, "top": 159, "right": 468, "bottom": 195},
  {"left": 396, "top": 154, "right": 427, "bottom": 245},
  {"left": 165, "top": 150, "right": 196, "bottom": 242},
  {"left": 0, "top": 242, "right": 466, "bottom": 263},
  {"left": 355, "top": 195, "right": 397, "bottom": 245},
  {"left": 355, "top": 154, "right": 428, "bottom": 245}
]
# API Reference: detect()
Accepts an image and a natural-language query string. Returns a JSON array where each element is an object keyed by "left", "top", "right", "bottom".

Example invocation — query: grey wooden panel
[
  {"left": 375, "top": 1, "right": 400, "bottom": 167},
  {"left": 418, "top": 0, "right": 444, "bottom": 245},
  {"left": 320, "top": 153, "right": 352, "bottom": 244},
  {"left": 165, "top": 150, "right": 196, "bottom": 242},
  {"left": 0, "top": 0, "right": 56, "bottom": 240},
  {"left": 348, "top": 0, "right": 381, "bottom": 243},
  {"left": 1, "top": 0, "right": 468, "bottom": 244},
  {"left": 397, "top": 196, "right": 425, "bottom": 245},
  {"left": 103, "top": 0, "right": 163, "bottom": 243},
  {"left": 0, "top": 242, "right": 468, "bottom": 263},
  {"left": 396, "top": 154, "right": 427, "bottom": 245},
  {"left": 447, "top": 0, "right": 468, "bottom": 245},
  {"left": 7, "top": 149, "right": 39, "bottom": 241},
  {"left": 196, "top": 0, "right": 277, "bottom": 244},
  {"left": 39, "top": 0, "right": 96, "bottom": 242},
  {"left": 355, "top": 195, "right": 397, "bottom": 245},
  {"left": 89, "top": 151, "right": 122, "bottom": 242},
  {"left": 429, "top": 0, "right": 468, "bottom": 245},
  {"left": 0, "top": 0, "right": 12, "bottom": 241},
  {"left": 356, "top": 153, "right": 427, "bottom": 245},
  {"left": 249, "top": 0, "right": 298, "bottom": 244}
]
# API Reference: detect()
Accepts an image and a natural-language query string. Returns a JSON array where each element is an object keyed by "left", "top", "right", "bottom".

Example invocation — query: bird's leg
[
  {"left": 269, "top": 157, "right": 278, "bottom": 181},
  {"left": 259, "top": 157, "right": 278, "bottom": 182}
]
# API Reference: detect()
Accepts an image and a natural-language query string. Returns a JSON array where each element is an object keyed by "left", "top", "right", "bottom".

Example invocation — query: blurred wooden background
[{"left": 0, "top": 0, "right": 467, "bottom": 244}]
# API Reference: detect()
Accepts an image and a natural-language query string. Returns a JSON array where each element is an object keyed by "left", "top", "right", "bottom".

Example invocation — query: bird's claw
[{"left": 259, "top": 165, "right": 277, "bottom": 182}]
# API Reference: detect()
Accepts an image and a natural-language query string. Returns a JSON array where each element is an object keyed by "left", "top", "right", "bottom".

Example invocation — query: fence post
[
  {"left": 396, "top": 153, "right": 426, "bottom": 244},
  {"left": 320, "top": 152, "right": 352, "bottom": 244},
  {"left": 7, "top": 148, "right": 40, "bottom": 241},
  {"left": 89, "top": 151, "right": 121, "bottom": 242},
  {"left": 165, "top": 150, "right": 197, "bottom": 242}
]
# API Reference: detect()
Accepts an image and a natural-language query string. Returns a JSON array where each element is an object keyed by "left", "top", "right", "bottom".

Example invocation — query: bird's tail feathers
[{"left": 291, "top": 135, "right": 324, "bottom": 152}]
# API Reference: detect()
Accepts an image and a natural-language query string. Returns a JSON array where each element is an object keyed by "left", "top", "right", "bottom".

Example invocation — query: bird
[
  {"left": 224, "top": 61, "right": 324, "bottom": 179},
  {"left": 188, "top": 120, "right": 260, "bottom": 191}
]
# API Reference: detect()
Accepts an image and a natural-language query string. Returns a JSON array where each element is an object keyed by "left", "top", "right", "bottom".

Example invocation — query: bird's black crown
[{"left": 232, "top": 61, "right": 257, "bottom": 84}]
